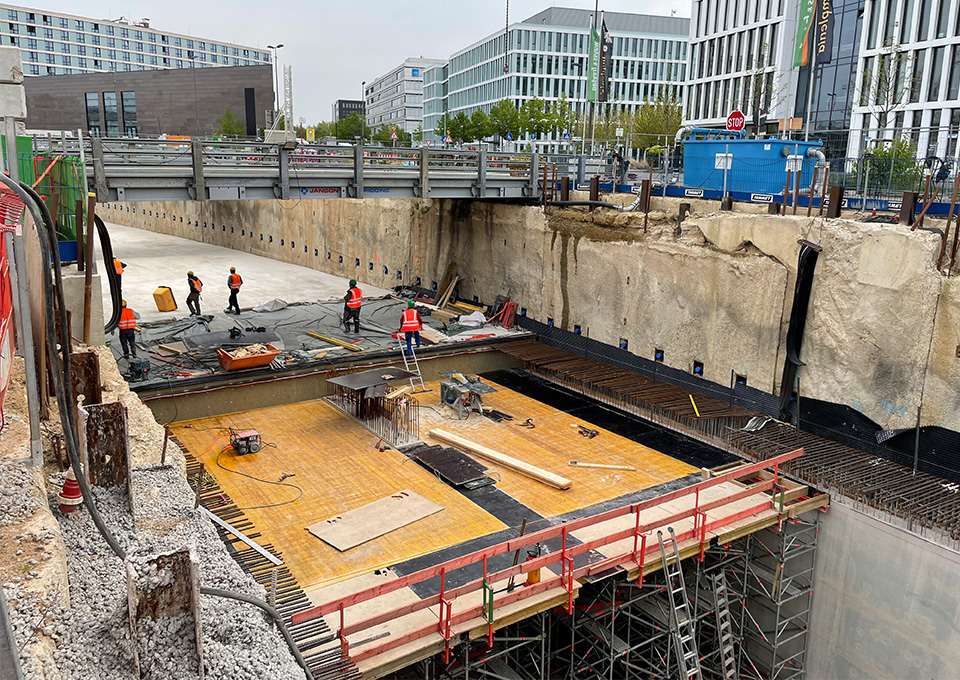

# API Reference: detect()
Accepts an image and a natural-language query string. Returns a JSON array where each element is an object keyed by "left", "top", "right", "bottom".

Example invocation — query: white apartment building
[
  {"left": 364, "top": 57, "right": 445, "bottom": 134},
  {"left": 0, "top": 3, "right": 270, "bottom": 77}
]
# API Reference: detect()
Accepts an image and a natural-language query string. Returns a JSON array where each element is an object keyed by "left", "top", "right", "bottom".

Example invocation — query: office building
[
  {"left": 0, "top": 3, "right": 270, "bottom": 77},
  {"left": 685, "top": 0, "right": 960, "bottom": 161},
  {"left": 364, "top": 57, "right": 445, "bottom": 134},
  {"left": 23, "top": 64, "right": 273, "bottom": 137},
  {"left": 849, "top": 0, "right": 960, "bottom": 160},
  {"left": 332, "top": 99, "right": 364, "bottom": 121},
  {"left": 422, "top": 7, "right": 689, "bottom": 146}
]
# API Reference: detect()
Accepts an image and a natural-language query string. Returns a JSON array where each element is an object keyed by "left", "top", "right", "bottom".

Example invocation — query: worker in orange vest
[
  {"left": 113, "top": 257, "right": 126, "bottom": 296},
  {"left": 399, "top": 300, "right": 423, "bottom": 356},
  {"left": 343, "top": 279, "right": 361, "bottom": 332},
  {"left": 117, "top": 299, "right": 139, "bottom": 358},
  {"left": 186, "top": 270, "right": 203, "bottom": 316},
  {"left": 226, "top": 266, "right": 243, "bottom": 315}
]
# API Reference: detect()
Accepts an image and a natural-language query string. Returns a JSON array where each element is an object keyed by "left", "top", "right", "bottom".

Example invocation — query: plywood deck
[
  {"left": 172, "top": 399, "right": 507, "bottom": 590},
  {"left": 415, "top": 378, "right": 698, "bottom": 517},
  {"left": 173, "top": 376, "right": 699, "bottom": 591}
]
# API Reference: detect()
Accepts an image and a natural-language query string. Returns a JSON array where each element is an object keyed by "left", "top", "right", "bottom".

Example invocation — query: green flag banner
[
  {"left": 587, "top": 24, "right": 600, "bottom": 103},
  {"left": 794, "top": 0, "right": 816, "bottom": 67}
]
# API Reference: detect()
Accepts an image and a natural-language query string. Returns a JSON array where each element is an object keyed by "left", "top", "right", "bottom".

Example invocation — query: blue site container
[{"left": 682, "top": 129, "right": 824, "bottom": 196}]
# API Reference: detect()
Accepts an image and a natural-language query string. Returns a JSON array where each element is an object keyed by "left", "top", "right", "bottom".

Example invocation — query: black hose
[
  {"left": 93, "top": 214, "right": 122, "bottom": 333},
  {"left": 547, "top": 200, "right": 622, "bottom": 209},
  {"left": 4, "top": 177, "right": 314, "bottom": 680}
]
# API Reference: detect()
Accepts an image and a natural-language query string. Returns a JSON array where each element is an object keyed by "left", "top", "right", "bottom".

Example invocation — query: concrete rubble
[{"left": 0, "top": 353, "right": 307, "bottom": 680}]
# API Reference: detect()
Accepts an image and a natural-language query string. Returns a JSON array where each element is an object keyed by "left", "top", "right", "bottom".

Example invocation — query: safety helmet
[
  {"left": 187, "top": 270, "right": 194, "bottom": 275},
  {"left": 408, "top": 300, "right": 416, "bottom": 308},
  {"left": 121, "top": 299, "right": 127, "bottom": 307},
  {"left": 349, "top": 279, "right": 357, "bottom": 286},
  {"left": 230, "top": 266, "right": 236, "bottom": 272}
]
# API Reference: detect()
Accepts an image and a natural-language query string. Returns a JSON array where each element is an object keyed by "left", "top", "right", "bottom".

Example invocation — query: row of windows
[
  {"left": 12, "top": 44, "right": 260, "bottom": 70},
  {"left": 3, "top": 14, "right": 266, "bottom": 59},
  {"left": 690, "top": 22, "right": 778, "bottom": 81},
  {"left": 686, "top": 71, "right": 776, "bottom": 121},
  {"left": 694, "top": 0, "right": 786, "bottom": 37},
  {"left": 85, "top": 90, "right": 137, "bottom": 137},
  {"left": 858, "top": 44, "right": 960, "bottom": 107},
  {"left": 855, "top": 109, "right": 960, "bottom": 158},
  {"left": 447, "top": 70, "right": 686, "bottom": 111},
  {"left": 863, "top": 0, "right": 960, "bottom": 50}
]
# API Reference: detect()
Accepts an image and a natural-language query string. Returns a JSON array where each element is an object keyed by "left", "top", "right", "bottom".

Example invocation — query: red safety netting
[{"left": 0, "top": 187, "right": 25, "bottom": 420}]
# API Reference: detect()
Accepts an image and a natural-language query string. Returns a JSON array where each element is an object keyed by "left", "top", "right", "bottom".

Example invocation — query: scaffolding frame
[{"left": 383, "top": 511, "right": 821, "bottom": 680}]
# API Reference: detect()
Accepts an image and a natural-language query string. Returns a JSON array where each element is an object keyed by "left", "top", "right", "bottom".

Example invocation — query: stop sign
[{"left": 726, "top": 110, "right": 745, "bottom": 132}]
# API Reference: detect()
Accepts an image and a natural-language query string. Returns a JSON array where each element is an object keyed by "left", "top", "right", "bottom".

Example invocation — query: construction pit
[{"left": 4, "top": 192, "right": 960, "bottom": 680}]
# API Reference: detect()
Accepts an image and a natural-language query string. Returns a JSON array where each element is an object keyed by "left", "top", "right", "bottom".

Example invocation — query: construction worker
[
  {"left": 113, "top": 257, "right": 126, "bottom": 296},
  {"left": 343, "top": 279, "right": 361, "bottom": 333},
  {"left": 226, "top": 266, "right": 243, "bottom": 315},
  {"left": 399, "top": 300, "right": 423, "bottom": 356},
  {"left": 117, "top": 299, "right": 139, "bottom": 358},
  {"left": 186, "top": 270, "right": 203, "bottom": 316}
]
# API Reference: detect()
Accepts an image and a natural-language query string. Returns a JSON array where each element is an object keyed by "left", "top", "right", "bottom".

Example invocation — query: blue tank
[{"left": 681, "top": 129, "right": 824, "bottom": 196}]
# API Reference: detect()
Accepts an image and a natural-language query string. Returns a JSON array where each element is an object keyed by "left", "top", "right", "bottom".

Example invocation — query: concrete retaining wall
[
  {"left": 102, "top": 197, "right": 958, "bottom": 431},
  {"left": 807, "top": 502, "right": 960, "bottom": 679}
]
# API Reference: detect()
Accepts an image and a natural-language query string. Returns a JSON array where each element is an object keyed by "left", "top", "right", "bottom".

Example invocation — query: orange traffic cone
[{"left": 57, "top": 468, "right": 83, "bottom": 514}]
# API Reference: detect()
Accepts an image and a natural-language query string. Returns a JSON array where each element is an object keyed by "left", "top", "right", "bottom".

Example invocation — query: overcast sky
[{"left": 33, "top": 0, "right": 692, "bottom": 121}]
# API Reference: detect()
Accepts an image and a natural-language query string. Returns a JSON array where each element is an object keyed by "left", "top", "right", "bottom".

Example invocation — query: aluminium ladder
[
  {"left": 658, "top": 528, "right": 703, "bottom": 680},
  {"left": 712, "top": 571, "right": 739, "bottom": 680},
  {"left": 400, "top": 344, "right": 426, "bottom": 392}
]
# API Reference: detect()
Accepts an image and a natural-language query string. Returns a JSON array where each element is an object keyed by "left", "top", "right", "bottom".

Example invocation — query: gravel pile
[
  {"left": 0, "top": 458, "right": 38, "bottom": 526},
  {"left": 136, "top": 614, "right": 199, "bottom": 680},
  {"left": 4, "top": 465, "right": 306, "bottom": 680}
]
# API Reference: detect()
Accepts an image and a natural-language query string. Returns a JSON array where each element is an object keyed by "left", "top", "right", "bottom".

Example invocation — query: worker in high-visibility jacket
[
  {"left": 342, "top": 279, "right": 362, "bottom": 333},
  {"left": 226, "top": 266, "right": 243, "bottom": 315},
  {"left": 399, "top": 300, "right": 423, "bottom": 356},
  {"left": 117, "top": 299, "right": 139, "bottom": 358},
  {"left": 186, "top": 270, "right": 203, "bottom": 316},
  {"left": 113, "top": 257, "right": 126, "bottom": 296}
]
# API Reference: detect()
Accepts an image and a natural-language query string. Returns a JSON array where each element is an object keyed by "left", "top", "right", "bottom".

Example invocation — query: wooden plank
[
  {"left": 418, "top": 328, "right": 446, "bottom": 345},
  {"left": 429, "top": 428, "right": 572, "bottom": 490},
  {"left": 568, "top": 461, "right": 638, "bottom": 471},
  {"left": 437, "top": 275, "right": 459, "bottom": 308},
  {"left": 306, "top": 490, "right": 444, "bottom": 551},
  {"left": 385, "top": 385, "right": 413, "bottom": 400},
  {"left": 156, "top": 341, "right": 187, "bottom": 356},
  {"left": 306, "top": 331, "right": 362, "bottom": 351}
]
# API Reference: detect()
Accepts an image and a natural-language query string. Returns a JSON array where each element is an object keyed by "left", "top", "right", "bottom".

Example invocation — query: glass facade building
[
  {"left": 422, "top": 8, "right": 689, "bottom": 146},
  {"left": 0, "top": 3, "right": 269, "bottom": 77}
]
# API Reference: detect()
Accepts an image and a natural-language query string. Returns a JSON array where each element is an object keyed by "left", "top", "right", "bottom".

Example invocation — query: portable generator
[
  {"left": 127, "top": 358, "right": 151, "bottom": 382},
  {"left": 230, "top": 429, "right": 262, "bottom": 455}
]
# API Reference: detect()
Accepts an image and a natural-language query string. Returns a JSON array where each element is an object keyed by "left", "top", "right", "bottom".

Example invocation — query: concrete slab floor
[{"left": 94, "top": 222, "right": 392, "bottom": 324}]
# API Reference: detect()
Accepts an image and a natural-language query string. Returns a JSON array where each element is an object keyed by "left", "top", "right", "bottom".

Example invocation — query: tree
[
  {"left": 865, "top": 137, "right": 922, "bottom": 193},
  {"left": 469, "top": 109, "right": 492, "bottom": 142},
  {"left": 447, "top": 111, "right": 471, "bottom": 144},
  {"left": 372, "top": 123, "right": 411, "bottom": 145},
  {"left": 412, "top": 125, "right": 423, "bottom": 143},
  {"left": 861, "top": 41, "right": 912, "bottom": 141},
  {"left": 745, "top": 44, "right": 783, "bottom": 138},
  {"left": 519, "top": 97, "right": 551, "bottom": 138},
  {"left": 312, "top": 121, "right": 334, "bottom": 139},
  {"left": 550, "top": 95, "right": 573, "bottom": 138},
  {"left": 633, "top": 91, "right": 683, "bottom": 146},
  {"left": 489, "top": 99, "right": 521, "bottom": 141},
  {"left": 335, "top": 113, "right": 364, "bottom": 141},
  {"left": 216, "top": 107, "right": 246, "bottom": 137}
]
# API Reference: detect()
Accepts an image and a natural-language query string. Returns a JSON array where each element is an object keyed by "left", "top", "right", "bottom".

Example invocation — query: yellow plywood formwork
[
  {"left": 173, "top": 399, "right": 507, "bottom": 590},
  {"left": 416, "top": 378, "right": 697, "bottom": 517}
]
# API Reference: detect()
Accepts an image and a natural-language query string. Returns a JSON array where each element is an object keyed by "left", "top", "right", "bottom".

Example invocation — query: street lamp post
[
  {"left": 267, "top": 43, "right": 284, "bottom": 124},
  {"left": 361, "top": 81, "right": 366, "bottom": 144}
]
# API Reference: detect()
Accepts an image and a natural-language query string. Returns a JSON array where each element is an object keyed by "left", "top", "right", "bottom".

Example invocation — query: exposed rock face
[{"left": 103, "top": 197, "right": 956, "bottom": 430}]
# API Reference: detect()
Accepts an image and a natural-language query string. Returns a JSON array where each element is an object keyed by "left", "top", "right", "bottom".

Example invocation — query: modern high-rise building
[
  {"left": 684, "top": 0, "right": 960, "bottom": 161},
  {"left": 422, "top": 7, "right": 689, "bottom": 147},
  {"left": 332, "top": 99, "right": 364, "bottom": 121},
  {"left": 850, "top": 0, "right": 960, "bottom": 160},
  {"left": 0, "top": 3, "right": 270, "bottom": 77},
  {"left": 364, "top": 57, "right": 446, "bottom": 134}
]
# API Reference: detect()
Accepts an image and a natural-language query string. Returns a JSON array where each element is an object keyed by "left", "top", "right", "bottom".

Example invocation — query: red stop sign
[{"left": 727, "top": 110, "right": 745, "bottom": 132}]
